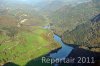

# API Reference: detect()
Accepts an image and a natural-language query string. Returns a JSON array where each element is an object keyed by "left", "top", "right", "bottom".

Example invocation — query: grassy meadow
[{"left": 0, "top": 26, "right": 60, "bottom": 66}]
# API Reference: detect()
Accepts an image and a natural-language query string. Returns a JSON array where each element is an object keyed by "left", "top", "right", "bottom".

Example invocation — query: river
[{"left": 49, "top": 34, "right": 73, "bottom": 66}]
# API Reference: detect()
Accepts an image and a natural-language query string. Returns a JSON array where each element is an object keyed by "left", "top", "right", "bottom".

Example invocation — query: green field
[{"left": 0, "top": 27, "right": 60, "bottom": 66}]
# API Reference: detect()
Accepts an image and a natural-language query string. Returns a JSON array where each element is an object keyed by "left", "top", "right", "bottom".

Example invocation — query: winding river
[{"left": 49, "top": 34, "right": 73, "bottom": 66}]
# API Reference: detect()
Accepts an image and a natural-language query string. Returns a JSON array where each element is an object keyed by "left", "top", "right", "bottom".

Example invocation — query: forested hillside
[
  {"left": 49, "top": 1, "right": 99, "bottom": 35},
  {"left": 62, "top": 17, "right": 100, "bottom": 52}
]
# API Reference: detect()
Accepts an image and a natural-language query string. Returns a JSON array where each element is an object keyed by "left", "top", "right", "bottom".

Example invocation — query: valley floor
[{"left": 0, "top": 26, "right": 60, "bottom": 66}]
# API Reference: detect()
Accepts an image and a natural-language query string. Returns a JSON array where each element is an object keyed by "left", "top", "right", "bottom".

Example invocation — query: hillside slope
[
  {"left": 0, "top": 0, "right": 46, "bottom": 27},
  {"left": 62, "top": 15, "right": 100, "bottom": 52},
  {"left": 49, "top": 1, "right": 99, "bottom": 35}
]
